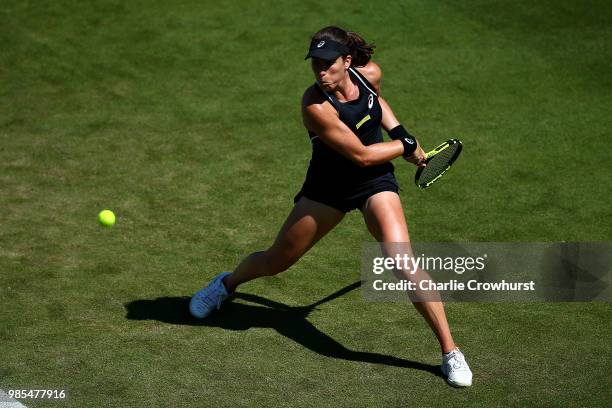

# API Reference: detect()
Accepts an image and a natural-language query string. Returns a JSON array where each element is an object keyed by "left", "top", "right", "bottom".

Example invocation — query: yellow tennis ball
[{"left": 98, "top": 209, "right": 116, "bottom": 227}]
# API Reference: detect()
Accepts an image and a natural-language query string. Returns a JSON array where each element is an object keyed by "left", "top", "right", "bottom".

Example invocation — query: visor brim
[{"left": 304, "top": 48, "right": 343, "bottom": 61}]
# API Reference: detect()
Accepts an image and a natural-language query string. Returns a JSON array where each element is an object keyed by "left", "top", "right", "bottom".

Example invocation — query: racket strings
[{"left": 419, "top": 144, "right": 460, "bottom": 184}]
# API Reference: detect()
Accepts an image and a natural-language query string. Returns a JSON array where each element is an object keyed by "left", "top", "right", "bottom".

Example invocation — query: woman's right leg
[{"left": 222, "top": 197, "right": 345, "bottom": 292}]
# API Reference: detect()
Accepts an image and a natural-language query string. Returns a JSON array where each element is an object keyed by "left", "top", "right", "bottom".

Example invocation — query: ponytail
[{"left": 346, "top": 31, "right": 375, "bottom": 67}]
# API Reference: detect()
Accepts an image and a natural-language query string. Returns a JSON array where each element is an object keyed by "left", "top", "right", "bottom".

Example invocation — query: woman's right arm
[{"left": 302, "top": 94, "right": 405, "bottom": 167}]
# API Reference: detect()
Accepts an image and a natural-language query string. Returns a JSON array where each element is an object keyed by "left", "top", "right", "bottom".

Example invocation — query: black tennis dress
[{"left": 294, "top": 67, "right": 400, "bottom": 213}]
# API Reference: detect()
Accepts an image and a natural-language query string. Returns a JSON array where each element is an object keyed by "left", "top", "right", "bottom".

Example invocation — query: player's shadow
[{"left": 125, "top": 281, "right": 441, "bottom": 377}]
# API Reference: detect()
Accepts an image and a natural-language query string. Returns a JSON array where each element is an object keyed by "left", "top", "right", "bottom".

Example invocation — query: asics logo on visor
[{"left": 317, "top": 40, "right": 325, "bottom": 48}]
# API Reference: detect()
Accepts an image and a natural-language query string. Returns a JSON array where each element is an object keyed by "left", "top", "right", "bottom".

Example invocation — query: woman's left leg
[{"left": 360, "top": 191, "right": 456, "bottom": 353}]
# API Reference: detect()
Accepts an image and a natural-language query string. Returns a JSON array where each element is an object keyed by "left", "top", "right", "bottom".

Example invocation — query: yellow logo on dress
[{"left": 356, "top": 114, "right": 371, "bottom": 129}]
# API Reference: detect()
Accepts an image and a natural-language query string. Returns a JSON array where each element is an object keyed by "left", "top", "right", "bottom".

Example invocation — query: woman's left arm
[
  {"left": 380, "top": 97, "right": 426, "bottom": 166},
  {"left": 379, "top": 97, "right": 401, "bottom": 132},
  {"left": 356, "top": 62, "right": 403, "bottom": 131},
  {"left": 358, "top": 62, "right": 426, "bottom": 166}
]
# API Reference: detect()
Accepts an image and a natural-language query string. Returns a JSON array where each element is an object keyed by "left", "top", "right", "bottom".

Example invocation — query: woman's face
[{"left": 311, "top": 55, "right": 350, "bottom": 91}]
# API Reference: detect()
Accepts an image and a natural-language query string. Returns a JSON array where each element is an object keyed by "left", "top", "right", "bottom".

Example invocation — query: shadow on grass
[{"left": 125, "top": 281, "right": 441, "bottom": 377}]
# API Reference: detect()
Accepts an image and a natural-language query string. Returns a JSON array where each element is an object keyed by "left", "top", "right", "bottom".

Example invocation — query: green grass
[{"left": 1, "top": 0, "right": 611, "bottom": 406}]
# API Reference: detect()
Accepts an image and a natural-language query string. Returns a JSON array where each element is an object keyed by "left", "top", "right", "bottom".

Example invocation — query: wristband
[{"left": 388, "top": 125, "right": 417, "bottom": 156}]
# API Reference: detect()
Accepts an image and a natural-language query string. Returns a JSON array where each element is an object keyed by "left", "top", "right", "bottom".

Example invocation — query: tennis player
[{"left": 190, "top": 26, "right": 472, "bottom": 387}]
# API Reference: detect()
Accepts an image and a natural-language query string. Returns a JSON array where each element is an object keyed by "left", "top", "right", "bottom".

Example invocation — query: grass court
[{"left": 1, "top": 0, "right": 611, "bottom": 406}]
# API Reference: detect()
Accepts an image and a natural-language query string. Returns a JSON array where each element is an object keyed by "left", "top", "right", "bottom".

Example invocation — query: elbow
[{"left": 353, "top": 152, "right": 372, "bottom": 168}]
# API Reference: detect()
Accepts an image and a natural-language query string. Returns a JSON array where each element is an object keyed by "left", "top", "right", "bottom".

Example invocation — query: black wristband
[{"left": 388, "top": 125, "right": 417, "bottom": 156}]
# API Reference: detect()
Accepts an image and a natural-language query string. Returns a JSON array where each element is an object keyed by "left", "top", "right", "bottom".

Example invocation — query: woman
[{"left": 190, "top": 26, "right": 472, "bottom": 387}]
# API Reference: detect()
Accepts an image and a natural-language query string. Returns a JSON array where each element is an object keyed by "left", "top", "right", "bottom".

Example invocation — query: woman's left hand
[{"left": 404, "top": 144, "right": 427, "bottom": 168}]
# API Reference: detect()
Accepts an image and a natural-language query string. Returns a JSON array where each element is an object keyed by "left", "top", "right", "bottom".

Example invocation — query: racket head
[{"left": 415, "top": 139, "right": 463, "bottom": 189}]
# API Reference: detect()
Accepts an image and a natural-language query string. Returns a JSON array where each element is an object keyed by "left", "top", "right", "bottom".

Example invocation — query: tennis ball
[{"left": 98, "top": 209, "right": 116, "bottom": 227}]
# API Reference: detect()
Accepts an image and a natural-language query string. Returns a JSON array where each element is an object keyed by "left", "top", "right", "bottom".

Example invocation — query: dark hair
[{"left": 310, "top": 26, "right": 375, "bottom": 67}]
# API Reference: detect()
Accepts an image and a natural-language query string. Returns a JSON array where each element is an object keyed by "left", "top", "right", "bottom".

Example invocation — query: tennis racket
[{"left": 415, "top": 139, "right": 463, "bottom": 189}]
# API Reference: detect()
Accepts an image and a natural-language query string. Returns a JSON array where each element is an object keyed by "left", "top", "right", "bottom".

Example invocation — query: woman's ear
[{"left": 343, "top": 54, "right": 352, "bottom": 69}]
